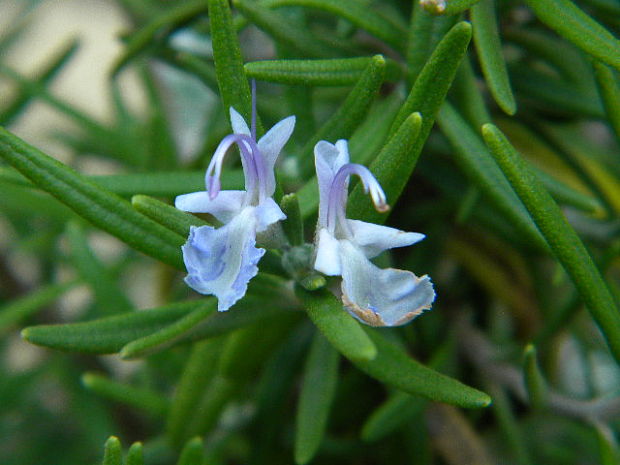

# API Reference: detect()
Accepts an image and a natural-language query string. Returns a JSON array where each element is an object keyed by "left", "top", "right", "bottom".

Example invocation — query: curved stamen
[
  {"left": 205, "top": 134, "right": 268, "bottom": 203},
  {"left": 326, "top": 163, "right": 389, "bottom": 235}
]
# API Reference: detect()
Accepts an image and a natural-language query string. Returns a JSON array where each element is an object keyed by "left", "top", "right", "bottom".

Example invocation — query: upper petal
[
  {"left": 258, "top": 115, "right": 295, "bottom": 196},
  {"left": 230, "top": 107, "right": 251, "bottom": 136},
  {"left": 313, "top": 228, "right": 342, "bottom": 276},
  {"left": 175, "top": 190, "right": 245, "bottom": 224},
  {"left": 339, "top": 241, "right": 435, "bottom": 327},
  {"left": 347, "top": 219, "right": 425, "bottom": 258},
  {"left": 314, "top": 140, "right": 350, "bottom": 227},
  {"left": 182, "top": 207, "right": 265, "bottom": 311}
]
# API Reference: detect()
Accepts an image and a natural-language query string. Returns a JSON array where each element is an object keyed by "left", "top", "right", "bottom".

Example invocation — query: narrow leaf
[
  {"left": 125, "top": 443, "right": 144, "bottom": 465},
  {"left": 522, "top": 344, "right": 548, "bottom": 410},
  {"left": 362, "top": 391, "right": 425, "bottom": 442},
  {"left": 392, "top": 20, "right": 472, "bottom": 162},
  {"left": 280, "top": 193, "right": 304, "bottom": 246},
  {"left": 357, "top": 329, "right": 491, "bottom": 408},
  {"left": 66, "top": 222, "right": 133, "bottom": 314},
  {"left": 471, "top": 0, "right": 516, "bottom": 114},
  {"left": 209, "top": 0, "right": 253, "bottom": 125},
  {"left": 111, "top": 0, "right": 210, "bottom": 76},
  {"left": 437, "top": 103, "right": 547, "bottom": 251},
  {"left": 347, "top": 112, "right": 422, "bottom": 224},
  {"left": 0, "top": 38, "right": 79, "bottom": 125},
  {"left": 234, "top": 0, "right": 334, "bottom": 58},
  {"left": 294, "top": 332, "right": 339, "bottom": 465},
  {"left": 593, "top": 61, "right": 620, "bottom": 141},
  {"left": 406, "top": 1, "right": 457, "bottom": 84},
  {"left": 482, "top": 123, "right": 620, "bottom": 364},
  {"left": 167, "top": 339, "right": 222, "bottom": 447},
  {"left": 132, "top": 195, "right": 208, "bottom": 238},
  {"left": 0, "top": 128, "right": 184, "bottom": 268},
  {"left": 244, "top": 57, "right": 402, "bottom": 86},
  {"left": 297, "top": 288, "right": 377, "bottom": 363},
  {"left": 595, "top": 423, "right": 620, "bottom": 465},
  {"left": 103, "top": 436, "right": 123, "bottom": 465},
  {"left": 120, "top": 300, "right": 217, "bottom": 359},
  {"left": 82, "top": 372, "right": 169, "bottom": 417},
  {"left": 176, "top": 437, "right": 205, "bottom": 465},
  {"left": 22, "top": 301, "right": 200, "bottom": 354},
  {"left": 0, "top": 281, "right": 77, "bottom": 334},
  {"left": 125, "top": 442, "right": 144, "bottom": 465},
  {"left": 267, "top": 0, "right": 407, "bottom": 52},
  {"left": 421, "top": 0, "right": 482, "bottom": 15},
  {"left": 524, "top": 0, "right": 620, "bottom": 71},
  {"left": 298, "top": 55, "right": 386, "bottom": 176}
]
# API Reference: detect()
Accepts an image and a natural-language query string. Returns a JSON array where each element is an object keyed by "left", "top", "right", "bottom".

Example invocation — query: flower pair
[{"left": 175, "top": 93, "right": 435, "bottom": 326}]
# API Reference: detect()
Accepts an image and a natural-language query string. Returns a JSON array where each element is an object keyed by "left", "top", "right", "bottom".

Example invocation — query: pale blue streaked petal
[
  {"left": 314, "top": 140, "right": 349, "bottom": 227},
  {"left": 230, "top": 107, "right": 251, "bottom": 136},
  {"left": 314, "top": 228, "right": 342, "bottom": 276},
  {"left": 347, "top": 219, "right": 425, "bottom": 258},
  {"left": 175, "top": 190, "right": 245, "bottom": 223},
  {"left": 254, "top": 197, "right": 286, "bottom": 233},
  {"left": 339, "top": 241, "right": 435, "bottom": 327},
  {"left": 182, "top": 207, "right": 265, "bottom": 311},
  {"left": 258, "top": 115, "right": 296, "bottom": 196}
]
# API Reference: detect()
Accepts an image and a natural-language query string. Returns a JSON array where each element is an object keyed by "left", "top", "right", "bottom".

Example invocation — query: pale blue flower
[
  {"left": 176, "top": 91, "right": 295, "bottom": 311},
  {"left": 313, "top": 140, "right": 435, "bottom": 327}
]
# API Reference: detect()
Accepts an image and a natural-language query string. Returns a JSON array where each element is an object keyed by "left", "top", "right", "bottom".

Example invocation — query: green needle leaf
[
  {"left": 120, "top": 300, "right": 217, "bottom": 359},
  {"left": 471, "top": 0, "right": 516, "bottom": 115},
  {"left": 244, "top": 57, "right": 402, "bottom": 86},
  {"left": 361, "top": 391, "right": 425, "bottom": 442},
  {"left": 82, "top": 372, "right": 169, "bottom": 417},
  {"left": 392, "top": 21, "right": 472, "bottom": 161},
  {"left": 593, "top": 61, "right": 620, "bottom": 141},
  {"left": 0, "top": 38, "right": 79, "bottom": 126},
  {"left": 524, "top": 0, "right": 620, "bottom": 71},
  {"left": 357, "top": 329, "right": 491, "bottom": 408},
  {"left": 298, "top": 55, "right": 386, "bottom": 176},
  {"left": 482, "top": 123, "right": 620, "bottom": 364},
  {"left": 176, "top": 437, "right": 205, "bottom": 465},
  {"left": 522, "top": 344, "right": 548, "bottom": 410},
  {"left": 209, "top": 0, "right": 253, "bottom": 127},
  {"left": 0, "top": 281, "right": 77, "bottom": 334},
  {"left": 233, "top": 0, "right": 334, "bottom": 58},
  {"left": 66, "top": 222, "right": 134, "bottom": 314},
  {"left": 111, "top": 0, "right": 210, "bottom": 76},
  {"left": 132, "top": 195, "right": 208, "bottom": 238},
  {"left": 267, "top": 0, "right": 407, "bottom": 52},
  {"left": 421, "top": 0, "right": 482, "bottom": 15},
  {"left": 437, "top": 103, "right": 547, "bottom": 251},
  {"left": 0, "top": 128, "right": 184, "bottom": 269},
  {"left": 125, "top": 443, "right": 144, "bottom": 465},
  {"left": 280, "top": 193, "right": 304, "bottom": 246},
  {"left": 103, "top": 436, "right": 123, "bottom": 465},
  {"left": 297, "top": 288, "right": 377, "bottom": 363},
  {"left": 22, "top": 301, "right": 200, "bottom": 354},
  {"left": 294, "top": 332, "right": 339, "bottom": 465},
  {"left": 167, "top": 339, "right": 223, "bottom": 447},
  {"left": 347, "top": 112, "right": 422, "bottom": 224}
]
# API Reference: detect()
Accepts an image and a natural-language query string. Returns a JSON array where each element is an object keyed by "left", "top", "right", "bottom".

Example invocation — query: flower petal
[
  {"left": 340, "top": 241, "right": 435, "bottom": 327},
  {"left": 229, "top": 107, "right": 250, "bottom": 136},
  {"left": 182, "top": 207, "right": 265, "bottom": 311},
  {"left": 175, "top": 190, "right": 245, "bottom": 223},
  {"left": 254, "top": 197, "right": 286, "bottom": 233},
  {"left": 258, "top": 115, "right": 295, "bottom": 196},
  {"left": 347, "top": 219, "right": 425, "bottom": 258},
  {"left": 314, "top": 140, "right": 350, "bottom": 226},
  {"left": 314, "top": 228, "right": 342, "bottom": 276}
]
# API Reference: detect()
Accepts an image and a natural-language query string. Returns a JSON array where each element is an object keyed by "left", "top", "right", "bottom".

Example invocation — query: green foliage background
[{"left": 1, "top": 0, "right": 620, "bottom": 463}]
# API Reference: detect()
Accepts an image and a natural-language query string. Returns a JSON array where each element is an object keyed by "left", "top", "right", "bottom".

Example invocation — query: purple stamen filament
[
  {"left": 206, "top": 133, "right": 267, "bottom": 204},
  {"left": 326, "top": 163, "right": 389, "bottom": 236}
]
